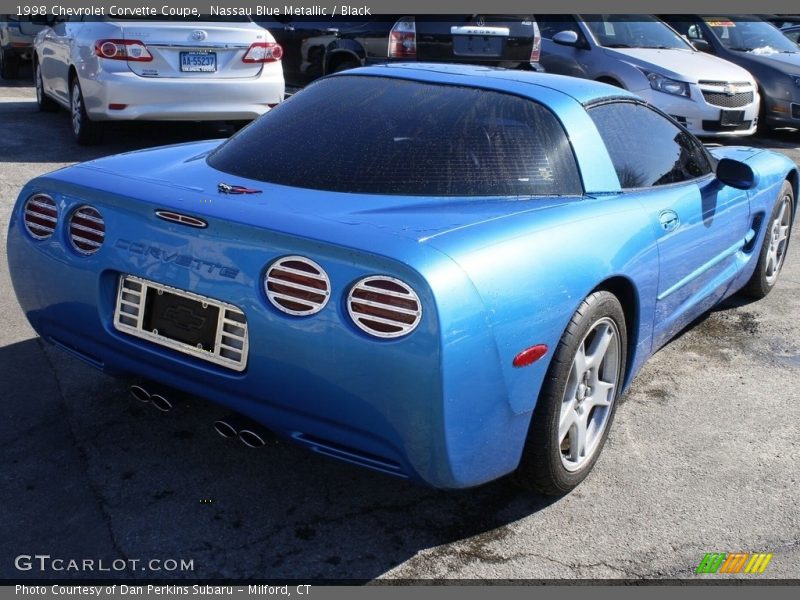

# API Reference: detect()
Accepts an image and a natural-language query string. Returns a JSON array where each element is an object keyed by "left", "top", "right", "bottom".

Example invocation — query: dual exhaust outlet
[{"left": 129, "top": 383, "right": 271, "bottom": 448}]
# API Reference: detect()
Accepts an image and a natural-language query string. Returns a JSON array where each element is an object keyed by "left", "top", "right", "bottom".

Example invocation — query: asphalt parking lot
[{"left": 1, "top": 74, "right": 799, "bottom": 582}]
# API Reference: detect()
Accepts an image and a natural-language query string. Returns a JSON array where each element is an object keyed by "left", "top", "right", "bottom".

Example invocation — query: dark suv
[{"left": 258, "top": 15, "right": 542, "bottom": 93}]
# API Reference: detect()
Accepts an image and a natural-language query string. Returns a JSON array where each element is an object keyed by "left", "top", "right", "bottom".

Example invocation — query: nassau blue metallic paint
[{"left": 7, "top": 64, "right": 798, "bottom": 489}]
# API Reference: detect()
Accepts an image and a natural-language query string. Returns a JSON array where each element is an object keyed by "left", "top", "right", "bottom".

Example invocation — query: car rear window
[{"left": 208, "top": 75, "right": 582, "bottom": 197}]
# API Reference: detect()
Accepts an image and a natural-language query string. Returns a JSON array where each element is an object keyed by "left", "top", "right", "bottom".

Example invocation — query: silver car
[{"left": 33, "top": 16, "right": 285, "bottom": 144}]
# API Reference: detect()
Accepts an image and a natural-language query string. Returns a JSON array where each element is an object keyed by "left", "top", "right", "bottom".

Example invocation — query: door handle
[{"left": 659, "top": 209, "right": 680, "bottom": 232}]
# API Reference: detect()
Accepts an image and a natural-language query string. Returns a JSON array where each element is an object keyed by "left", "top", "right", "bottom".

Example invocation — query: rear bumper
[
  {"left": 7, "top": 180, "right": 531, "bottom": 489},
  {"left": 79, "top": 66, "right": 285, "bottom": 121}
]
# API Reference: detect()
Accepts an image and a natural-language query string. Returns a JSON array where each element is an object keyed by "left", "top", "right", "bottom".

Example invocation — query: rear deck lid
[{"left": 415, "top": 15, "right": 536, "bottom": 63}]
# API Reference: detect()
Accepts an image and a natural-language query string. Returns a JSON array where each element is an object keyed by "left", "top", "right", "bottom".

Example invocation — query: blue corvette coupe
[{"left": 7, "top": 64, "right": 796, "bottom": 494}]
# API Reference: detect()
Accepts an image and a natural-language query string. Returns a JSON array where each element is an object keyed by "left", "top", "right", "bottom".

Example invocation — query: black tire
[
  {"left": 756, "top": 92, "right": 770, "bottom": 134},
  {"left": 69, "top": 77, "right": 103, "bottom": 145},
  {"left": 742, "top": 181, "right": 794, "bottom": 298},
  {"left": 1, "top": 48, "right": 20, "bottom": 80},
  {"left": 330, "top": 60, "right": 360, "bottom": 74},
  {"left": 514, "top": 291, "right": 627, "bottom": 495},
  {"left": 34, "top": 61, "right": 58, "bottom": 112}
]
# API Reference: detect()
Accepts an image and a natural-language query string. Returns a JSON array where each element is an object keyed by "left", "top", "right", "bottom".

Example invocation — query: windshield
[
  {"left": 208, "top": 76, "right": 582, "bottom": 197},
  {"left": 703, "top": 16, "right": 799, "bottom": 53},
  {"left": 582, "top": 14, "right": 692, "bottom": 49}
]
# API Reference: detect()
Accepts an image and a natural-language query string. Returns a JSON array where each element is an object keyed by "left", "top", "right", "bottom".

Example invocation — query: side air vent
[
  {"left": 23, "top": 193, "right": 58, "bottom": 240},
  {"left": 347, "top": 276, "right": 422, "bottom": 338},
  {"left": 69, "top": 206, "right": 105, "bottom": 255},
  {"left": 265, "top": 256, "right": 330, "bottom": 316}
]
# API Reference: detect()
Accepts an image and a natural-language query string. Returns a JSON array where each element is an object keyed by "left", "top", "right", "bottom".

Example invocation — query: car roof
[{"left": 331, "top": 62, "right": 638, "bottom": 106}]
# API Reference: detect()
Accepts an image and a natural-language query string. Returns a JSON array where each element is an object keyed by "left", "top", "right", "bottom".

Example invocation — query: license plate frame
[
  {"left": 180, "top": 51, "right": 217, "bottom": 72},
  {"left": 720, "top": 109, "right": 745, "bottom": 126},
  {"left": 113, "top": 275, "right": 248, "bottom": 371}
]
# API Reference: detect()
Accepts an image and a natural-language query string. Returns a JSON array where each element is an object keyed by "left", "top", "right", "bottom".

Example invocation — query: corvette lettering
[{"left": 115, "top": 239, "right": 239, "bottom": 279}]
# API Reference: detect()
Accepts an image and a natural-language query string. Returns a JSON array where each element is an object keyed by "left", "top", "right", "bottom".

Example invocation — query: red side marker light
[
  {"left": 513, "top": 344, "right": 548, "bottom": 368},
  {"left": 108, "top": 104, "right": 127, "bottom": 110}
]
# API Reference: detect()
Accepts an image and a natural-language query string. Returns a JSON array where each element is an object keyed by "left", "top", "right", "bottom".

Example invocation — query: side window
[
  {"left": 537, "top": 15, "right": 582, "bottom": 40},
  {"left": 687, "top": 24, "right": 706, "bottom": 40},
  {"left": 588, "top": 102, "right": 712, "bottom": 189}
]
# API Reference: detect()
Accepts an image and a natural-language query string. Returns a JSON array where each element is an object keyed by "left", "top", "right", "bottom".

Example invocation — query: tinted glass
[
  {"left": 209, "top": 76, "right": 582, "bottom": 197},
  {"left": 588, "top": 102, "right": 712, "bottom": 188},
  {"left": 582, "top": 14, "right": 693, "bottom": 49},
  {"left": 703, "top": 16, "right": 799, "bottom": 53},
  {"left": 537, "top": 14, "right": 582, "bottom": 39}
]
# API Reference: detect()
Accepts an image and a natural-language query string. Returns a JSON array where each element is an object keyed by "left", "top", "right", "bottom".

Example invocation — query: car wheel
[
  {"left": 1, "top": 48, "right": 20, "bottom": 80},
  {"left": 34, "top": 61, "right": 58, "bottom": 112},
  {"left": 514, "top": 291, "right": 627, "bottom": 495},
  {"left": 70, "top": 78, "right": 103, "bottom": 145},
  {"left": 330, "top": 60, "right": 360, "bottom": 74},
  {"left": 742, "top": 181, "right": 794, "bottom": 298}
]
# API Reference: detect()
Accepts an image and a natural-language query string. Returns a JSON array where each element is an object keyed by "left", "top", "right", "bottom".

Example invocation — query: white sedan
[{"left": 33, "top": 16, "right": 284, "bottom": 144}]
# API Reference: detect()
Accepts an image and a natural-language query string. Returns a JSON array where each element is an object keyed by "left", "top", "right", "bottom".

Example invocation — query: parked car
[
  {"left": 761, "top": 15, "right": 800, "bottom": 30},
  {"left": 661, "top": 15, "right": 800, "bottom": 130},
  {"left": 536, "top": 14, "right": 760, "bottom": 137},
  {"left": 8, "top": 65, "right": 796, "bottom": 494},
  {"left": 257, "top": 15, "right": 542, "bottom": 93},
  {"left": 33, "top": 15, "right": 284, "bottom": 144},
  {"left": 782, "top": 25, "right": 800, "bottom": 46},
  {"left": 0, "top": 14, "right": 45, "bottom": 79}
]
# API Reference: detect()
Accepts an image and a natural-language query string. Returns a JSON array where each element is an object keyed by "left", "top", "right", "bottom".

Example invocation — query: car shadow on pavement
[{"left": 0, "top": 337, "right": 558, "bottom": 582}]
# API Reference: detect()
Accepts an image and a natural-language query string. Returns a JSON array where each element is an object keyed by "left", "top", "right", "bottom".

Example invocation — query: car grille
[
  {"left": 347, "top": 276, "right": 422, "bottom": 338},
  {"left": 23, "top": 194, "right": 58, "bottom": 240},
  {"left": 265, "top": 256, "right": 330, "bottom": 316},
  {"left": 114, "top": 275, "right": 249, "bottom": 371},
  {"left": 701, "top": 90, "right": 755, "bottom": 108}
]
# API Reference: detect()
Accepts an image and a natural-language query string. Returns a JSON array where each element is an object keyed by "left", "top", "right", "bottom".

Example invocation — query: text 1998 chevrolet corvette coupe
[{"left": 8, "top": 64, "right": 796, "bottom": 494}]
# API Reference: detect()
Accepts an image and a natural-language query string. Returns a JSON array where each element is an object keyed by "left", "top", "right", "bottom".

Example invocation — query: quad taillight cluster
[
  {"left": 94, "top": 39, "right": 283, "bottom": 63},
  {"left": 23, "top": 194, "right": 105, "bottom": 256},
  {"left": 265, "top": 257, "right": 422, "bottom": 338}
]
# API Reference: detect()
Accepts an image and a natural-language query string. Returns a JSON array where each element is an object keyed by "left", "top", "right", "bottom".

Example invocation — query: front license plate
[
  {"left": 720, "top": 110, "right": 745, "bottom": 126},
  {"left": 180, "top": 51, "right": 216, "bottom": 72},
  {"left": 113, "top": 275, "right": 249, "bottom": 372},
  {"left": 453, "top": 35, "right": 504, "bottom": 57}
]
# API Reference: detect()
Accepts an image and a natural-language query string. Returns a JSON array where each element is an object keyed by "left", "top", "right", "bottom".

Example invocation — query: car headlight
[{"left": 645, "top": 72, "right": 690, "bottom": 97}]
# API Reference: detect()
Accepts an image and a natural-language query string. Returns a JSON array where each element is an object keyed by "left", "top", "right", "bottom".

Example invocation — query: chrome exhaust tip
[
  {"left": 238, "top": 428, "right": 267, "bottom": 448},
  {"left": 213, "top": 420, "right": 238, "bottom": 439},
  {"left": 129, "top": 384, "right": 150, "bottom": 403},
  {"left": 149, "top": 393, "right": 173, "bottom": 412}
]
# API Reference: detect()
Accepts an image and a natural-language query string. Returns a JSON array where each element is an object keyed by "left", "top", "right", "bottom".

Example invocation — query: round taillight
[
  {"left": 265, "top": 256, "right": 330, "bottom": 316},
  {"left": 347, "top": 276, "right": 422, "bottom": 338},
  {"left": 23, "top": 193, "right": 58, "bottom": 240},
  {"left": 69, "top": 205, "right": 105, "bottom": 255}
]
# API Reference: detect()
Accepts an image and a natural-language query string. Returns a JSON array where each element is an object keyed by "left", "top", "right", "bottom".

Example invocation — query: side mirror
[
  {"left": 553, "top": 30, "right": 580, "bottom": 47},
  {"left": 717, "top": 158, "right": 756, "bottom": 190},
  {"left": 691, "top": 39, "right": 714, "bottom": 53}
]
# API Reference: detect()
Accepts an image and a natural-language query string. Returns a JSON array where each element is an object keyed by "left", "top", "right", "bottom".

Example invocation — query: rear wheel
[
  {"left": 514, "top": 291, "right": 627, "bottom": 495},
  {"left": 70, "top": 77, "right": 103, "bottom": 145},
  {"left": 330, "top": 59, "right": 360, "bottom": 74},
  {"left": 742, "top": 181, "right": 794, "bottom": 298},
  {"left": 34, "top": 61, "right": 58, "bottom": 112},
  {"left": 1, "top": 48, "right": 20, "bottom": 80}
]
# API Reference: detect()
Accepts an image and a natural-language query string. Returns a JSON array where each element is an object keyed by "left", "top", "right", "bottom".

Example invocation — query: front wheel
[
  {"left": 742, "top": 181, "right": 794, "bottom": 298},
  {"left": 514, "top": 291, "right": 627, "bottom": 495},
  {"left": 34, "top": 61, "right": 58, "bottom": 112},
  {"left": 70, "top": 78, "right": 103, "bottom": 145}
]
